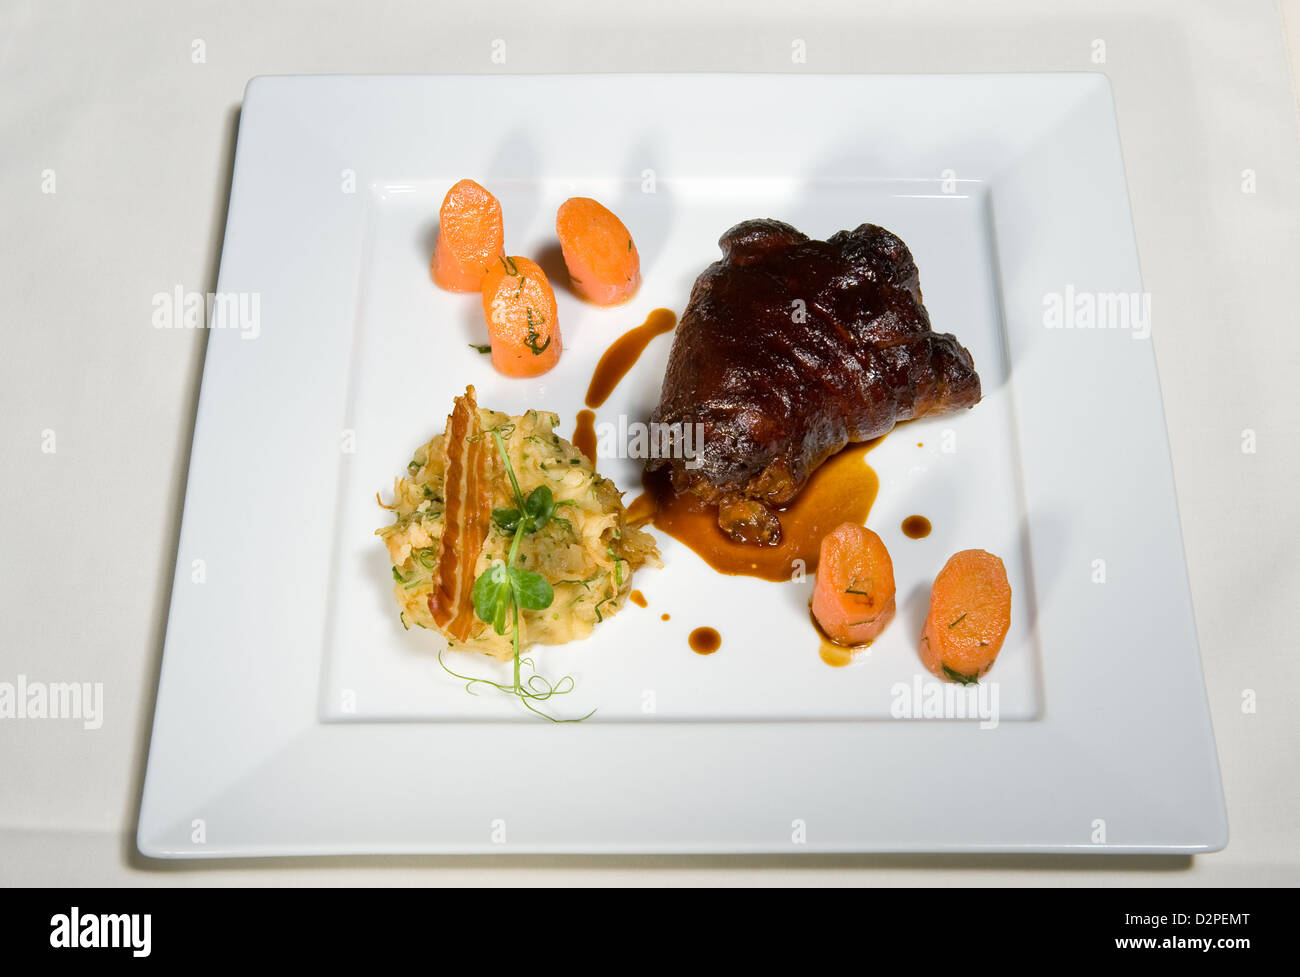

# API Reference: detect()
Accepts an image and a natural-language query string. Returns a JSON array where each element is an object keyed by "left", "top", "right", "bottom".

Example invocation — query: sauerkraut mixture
[{"left": 377, "top": 386, "right": 658, "bottom": 660}]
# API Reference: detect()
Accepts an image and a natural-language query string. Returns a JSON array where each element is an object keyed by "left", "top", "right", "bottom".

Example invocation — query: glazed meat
[{"left": 648, "top": 219, "right": 981, "bottom": 544}]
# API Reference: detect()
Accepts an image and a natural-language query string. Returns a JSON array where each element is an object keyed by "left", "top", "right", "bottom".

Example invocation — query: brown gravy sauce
[
  {"left": 810, "top": 607, "right": 871, "bottom": 667},
  {"left": 629, "top": 589, "right": 647, "bottom": 608},
  {"left": 585, "top": 308, "right": 677, "bottom": 409},
  {"left": 901, "top": 514, "right": 931, "bottom": 539},
  {"left": 573, "top": 409, "right": 597, "bottom": 464},
  {"left": 626, "top": 489, "right": 657, "bottom": 525},
  {"left": 688, "top": 626, "right": 721, "bottom": 655},
  {"left": 629, "top": 439, "right": 882, "bottom": 582}
]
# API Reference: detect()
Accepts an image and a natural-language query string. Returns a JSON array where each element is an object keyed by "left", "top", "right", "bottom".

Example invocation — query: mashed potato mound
[{"left": 377, "top": 395, "right": 659, "bottom": 660}]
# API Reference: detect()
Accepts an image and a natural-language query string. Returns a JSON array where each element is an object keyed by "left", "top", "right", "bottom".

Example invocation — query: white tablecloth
[{"left": 2, "top": 0, "right": 1298, "bottom": 885}]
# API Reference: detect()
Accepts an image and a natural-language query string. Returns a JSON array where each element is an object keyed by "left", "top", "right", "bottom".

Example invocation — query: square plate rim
[{"left": 137, "top": 72, "right": 1227, "bottom": 858}]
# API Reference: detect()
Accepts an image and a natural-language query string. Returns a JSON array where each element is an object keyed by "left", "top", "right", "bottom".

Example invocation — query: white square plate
[{"left": 139, "top": 74, "right": 1226, "bottom": 856}]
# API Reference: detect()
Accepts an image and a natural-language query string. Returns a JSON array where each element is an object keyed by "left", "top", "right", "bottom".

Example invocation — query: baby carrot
[
  {"left": 432, "top": 179, "right": 505, "bottom": 292},
  {"left": 811, "top": 523, "right": 896, "bottom": 646},
  {"left": 555, "top": 197, "right": 641, "bottom": 305},
  {"left": 480, "top": 255, "right": 561, "bottom": 378},
  {"left": 919, "top": 549, "right": 1012, "bottom": 683}
]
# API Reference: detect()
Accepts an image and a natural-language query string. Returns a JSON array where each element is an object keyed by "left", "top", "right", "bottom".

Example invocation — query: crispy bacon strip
[{"left": 429, "top": 386, "right": 491, "bottom": 641}]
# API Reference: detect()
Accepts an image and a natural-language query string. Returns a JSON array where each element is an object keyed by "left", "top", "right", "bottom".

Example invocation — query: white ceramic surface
[{"left": 137, "top": 73, "right": 1226, "bottom": 855}]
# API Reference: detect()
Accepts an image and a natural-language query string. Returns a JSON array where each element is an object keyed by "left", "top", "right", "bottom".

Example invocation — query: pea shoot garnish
[{"left": 437, "top": 427, "right": 593, "bottom": 722}]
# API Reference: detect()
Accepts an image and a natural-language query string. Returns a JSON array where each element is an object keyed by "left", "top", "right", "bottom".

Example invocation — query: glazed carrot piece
[
  {"left": 432, "top": 179, "right": 505, "bottom": 292},
  {"left": 481, "top": 256, "right": 561, "bottom": 378},
  {"left": 920, "top": 549, "right": 1012, "bottom": 683},
  {"left": 811, "top": 523, "right": 896, "bottom": 646},
  {"left": 555, "top": 197, "right": 641, "bottom": 305}
]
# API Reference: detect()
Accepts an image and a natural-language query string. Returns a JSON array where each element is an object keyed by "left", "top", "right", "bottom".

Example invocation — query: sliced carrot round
[
  {"left": 481, "top": 256, "right": 561, "bottom": 378},
  {"left": 432, "top": 179, "right": 505, "bottom": 292},
  {"left": 555, "top": 197, "right": 641, "bottom": 305},
  {"left": 919, "top": 549, "right": 1011, "bottom": 683},
  {"left": 811, "top": 522, "right": 896, "bottom": 646}
]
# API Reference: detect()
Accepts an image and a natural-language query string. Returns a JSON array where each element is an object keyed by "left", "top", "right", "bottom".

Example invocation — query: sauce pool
[
  {"left": 629, "top": 439, "right": 882, "bottom": 581},
  {"left": 626, "top": 490, "right": 657, "bottom": 525},
  {"left": 629, "top": 589, "right": 647, "bottom": 608}
]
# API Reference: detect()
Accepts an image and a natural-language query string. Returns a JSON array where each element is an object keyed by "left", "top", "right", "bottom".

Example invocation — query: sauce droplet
[
  {"left": 819, "top": 644, "right": 856, "bottom": 667},
  {"left": 573, "top": 409, "right": 597, "bottom": 465},
  {"left": 585, "top": 308, "right": 677, "bottom": 408},
  {"left": 629, "top": 589, "right": 647, "bottom": 608},
  {"left": 688, "top": 626, "right": 721, "bottom": 655},
  {"left": 642, "top": 440, "right": 881, "bottom": 581},
  {"left": 810, "top": 607, "right": 870, "bottom": 667},
  {"left": 661, "top": 613, "right": 670, "bottom": 621},
  {"left": 901, "top": 515, "right": 931, "bottom": 539}
]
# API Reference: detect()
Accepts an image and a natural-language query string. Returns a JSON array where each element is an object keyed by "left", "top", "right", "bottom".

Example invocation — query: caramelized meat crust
[{"left": 648, "top": 219, "right": 982, "bottom": 544}]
